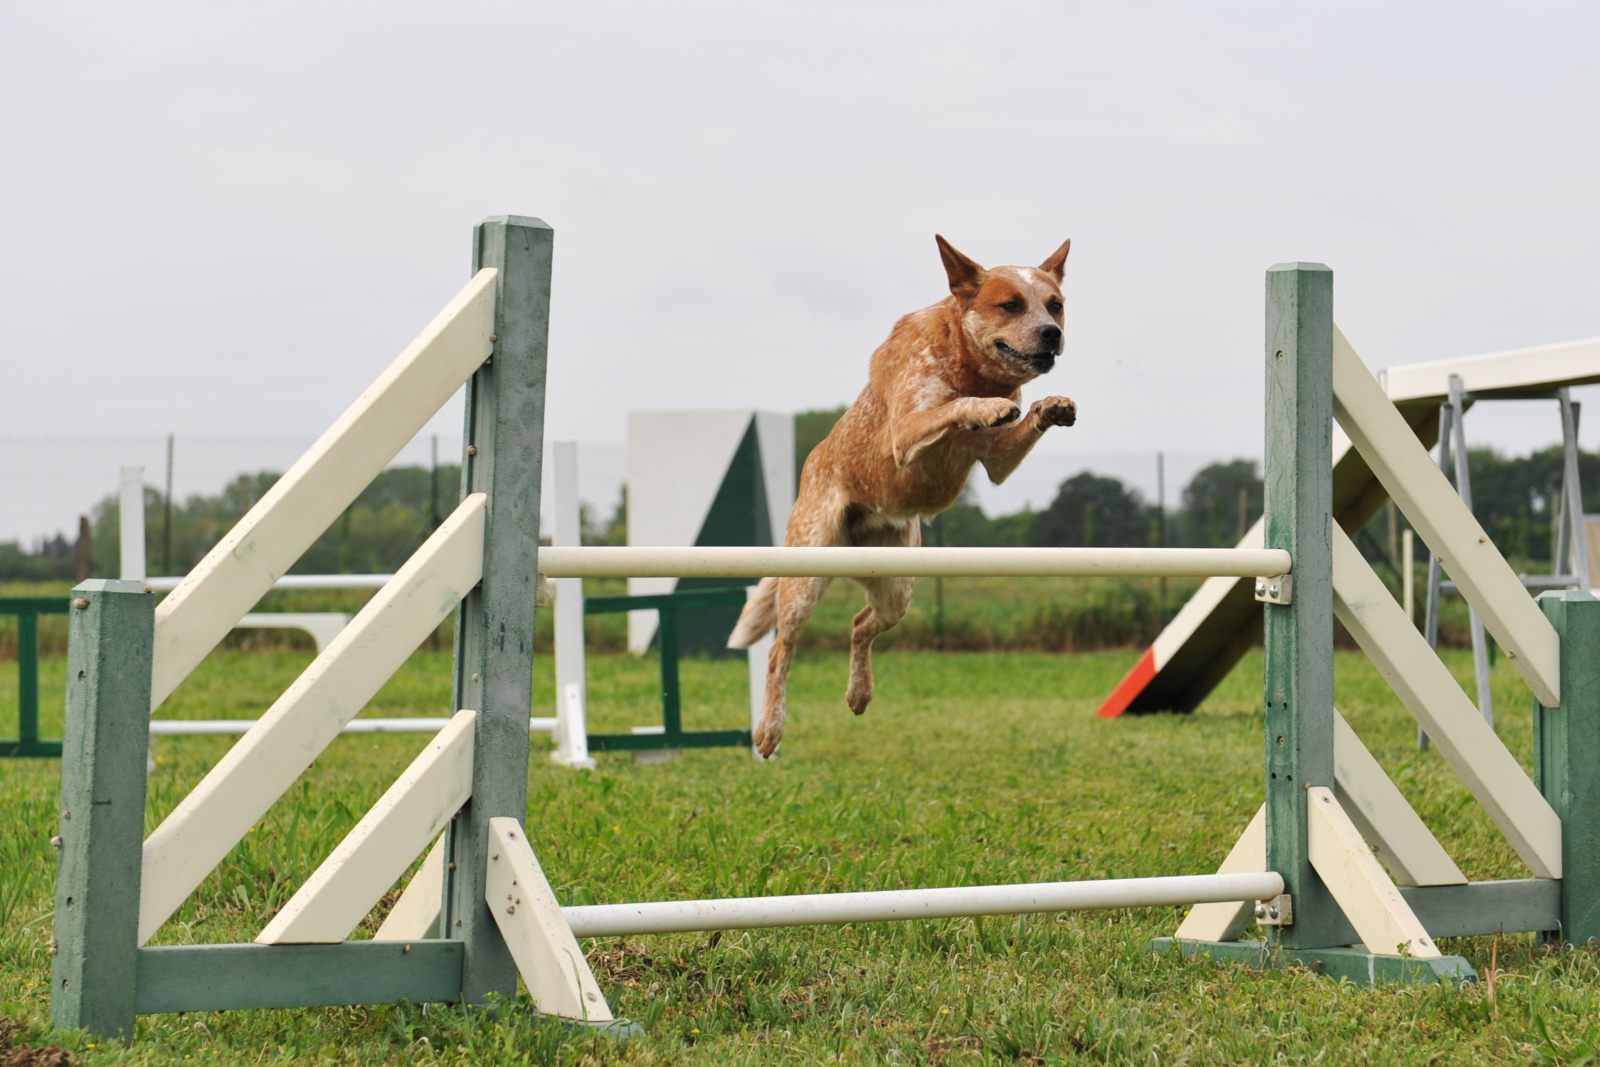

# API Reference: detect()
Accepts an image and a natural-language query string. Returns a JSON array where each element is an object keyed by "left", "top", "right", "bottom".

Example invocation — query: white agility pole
[
  {"left": 538, "top": 546, "right": 1292, "bottom": 580},
  {"left": 148, "top": 716, "right": 556, "bottom": 736},
  {"left": 549, "top": 441, "right": 596, "bottom": 768},
  {"left": 119, "top": 466, "right": 147, "bottom": 582},
  {"left": 562, "top": 872, "right": 1286, "bottom": 937}
]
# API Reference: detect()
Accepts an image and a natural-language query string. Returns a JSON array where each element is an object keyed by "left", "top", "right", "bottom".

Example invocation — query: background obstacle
[{"left": 1099, "top": 335, "right": 1600, "bottom": 719}]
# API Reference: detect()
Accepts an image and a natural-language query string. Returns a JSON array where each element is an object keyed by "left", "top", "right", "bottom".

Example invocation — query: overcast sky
[{"left": 2, "top": 3, "right": 1597, "bottom": 542}]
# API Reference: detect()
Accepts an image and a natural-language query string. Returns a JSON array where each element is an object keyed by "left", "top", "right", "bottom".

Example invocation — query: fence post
[
  {"left": 1262, "top": 263, "right": 1339, "bottom": 949},
  {"left": 51, "top": 579, "right": 155, "bottom": 1039},
  {"left": 443, "top": 216, "right": 554, "bottom": 1005},
  {"left": 1535, "top": 590, "right": 1600, "bottom": 944}
]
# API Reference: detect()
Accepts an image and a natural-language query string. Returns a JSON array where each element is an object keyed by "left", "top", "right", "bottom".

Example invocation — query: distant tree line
[{"left": 2, "top": 425, "right": 1594, "bottom": 582}]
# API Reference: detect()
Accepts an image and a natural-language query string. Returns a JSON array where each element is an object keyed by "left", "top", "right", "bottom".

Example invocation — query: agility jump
[{"left": 50, "top": 219, "right": 1600, "bottom": 1040}]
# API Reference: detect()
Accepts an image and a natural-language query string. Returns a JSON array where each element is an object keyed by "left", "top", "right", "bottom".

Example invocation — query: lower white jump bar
[
  {"left": 148, "top": 716, "right": 558, "bottom": 736},
  {"left": 562, "top": 871, "right": 1285, "bottom": 937}
]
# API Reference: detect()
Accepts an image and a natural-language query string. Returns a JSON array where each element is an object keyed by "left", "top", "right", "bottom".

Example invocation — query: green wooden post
[
  {"left": 18, "top": 608, "right": 39, "bottom": 745},
  {"left": 1535, "top": 590, "right": 1600, "bottom": 945},
  {"left": 1262, "top": 263, "right": 1340, "bottom": 949},
  {"left": 51, "top": 580, "right": 154, "bottom": 1039},
  {"left": 444, "top": 216, "right": 554, "bottom": 1004}
]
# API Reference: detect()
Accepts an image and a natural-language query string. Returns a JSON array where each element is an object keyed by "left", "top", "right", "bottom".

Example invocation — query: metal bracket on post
[
  {"left": 1254, "top": 894, "right": 1294, "bottom": 927},
  {"left": 1255, "top": 575, "right": 1294, "bottom": 605}
]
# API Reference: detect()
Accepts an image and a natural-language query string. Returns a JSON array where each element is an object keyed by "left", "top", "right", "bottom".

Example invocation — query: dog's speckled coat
[{"left": 730, "top": 236, "right": 1076, "bottom": 757}]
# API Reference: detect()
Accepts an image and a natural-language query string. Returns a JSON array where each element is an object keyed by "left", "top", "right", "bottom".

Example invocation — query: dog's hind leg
[
  {"left": 754, "top": 574, "right": 831, "bottom": 757},
  {"left": 844, "top": 517, "right": 919, "bottom": 716}
]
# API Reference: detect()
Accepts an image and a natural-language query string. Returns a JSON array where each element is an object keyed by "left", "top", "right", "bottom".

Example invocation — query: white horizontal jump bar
[
  {"left": 538, "top": 546, "right": 1293, "bottom": 580},
  {"left": 147, "top": 716, "right": 557, "bottom": 736},
  {"left": 562, "top": 871, "right": 1285, "bottom": 937}
]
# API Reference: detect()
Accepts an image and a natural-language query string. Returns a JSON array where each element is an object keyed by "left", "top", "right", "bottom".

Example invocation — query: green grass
[{"left": 4, "top": 644, "right": 1600, "bottom": 1064}]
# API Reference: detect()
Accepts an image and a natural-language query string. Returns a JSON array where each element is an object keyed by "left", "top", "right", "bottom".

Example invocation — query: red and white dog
[{"left": 729, "top": 235, "right": 1076, "bottom": 757}]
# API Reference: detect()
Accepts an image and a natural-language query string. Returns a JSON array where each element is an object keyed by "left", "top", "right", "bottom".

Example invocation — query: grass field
[{"left": 4, "top": 642, "right": 1599, "bottom": 1064}]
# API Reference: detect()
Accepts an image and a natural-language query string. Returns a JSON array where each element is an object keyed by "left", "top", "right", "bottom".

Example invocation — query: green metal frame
[
  {"left": 583, "top": 586, "right": 755, "bottom": 752},
  {"left": 1, "top": 596, "right": 69, "bottom": 758}
]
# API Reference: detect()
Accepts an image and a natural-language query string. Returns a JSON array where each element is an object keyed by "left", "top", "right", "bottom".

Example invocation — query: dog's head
[{"left": 935, "top": 235, "right": 1071, "bottom": 385}]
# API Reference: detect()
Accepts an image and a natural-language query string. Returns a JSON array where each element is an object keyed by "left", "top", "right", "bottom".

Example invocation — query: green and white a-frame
[{"left": 50, "top": 217, "right": 623, "bottom": 1038}]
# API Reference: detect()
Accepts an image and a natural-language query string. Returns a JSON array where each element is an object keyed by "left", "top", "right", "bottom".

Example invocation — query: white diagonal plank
[
  {"left": 1333, "top": 710, "right": 1466, "bottom": 887},
  {"left": 151, "top": 269, "right": 496, "bottom": 709},
  {"left": 1333, "top": 329, "right": 1559, "bottom": 706},
  {"left": 486, "top": 819, "right": 614, "bottom": 1022},
  {"left": 1333, "top": 527, "right": 1561, "bottom": 878},
  {"left": 374, "top": 835, "right": 446, "bottom": 942},
  {"left": 1174, "top": 806, "right": 1265, "bottom": 943},
  {"left": 257, "top": 711, "right": 475, "bottom": 944},
  {"left": 1307, "top": 787, "right": 1441, "bottom": 958},
  {"left": 138, "top": 494, "right": 487, "bottom": 944}
]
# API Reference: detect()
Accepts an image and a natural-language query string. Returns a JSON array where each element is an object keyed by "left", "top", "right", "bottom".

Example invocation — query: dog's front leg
[
  {"left": 891, "top": 396, "right": 1022, "bottom": 468},
  {"left": 979, "top": 396, "right": 1077, "bottom": 484}
]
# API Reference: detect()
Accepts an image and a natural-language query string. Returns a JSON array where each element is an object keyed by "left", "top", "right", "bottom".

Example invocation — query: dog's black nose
[{"left": 1039, "top": 324, "right": 1062, "bottom": 350}]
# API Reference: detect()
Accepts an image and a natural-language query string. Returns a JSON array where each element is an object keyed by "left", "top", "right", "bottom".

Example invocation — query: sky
[{"left": 2, "top": 2, "right": 1597, "bottom": 544}]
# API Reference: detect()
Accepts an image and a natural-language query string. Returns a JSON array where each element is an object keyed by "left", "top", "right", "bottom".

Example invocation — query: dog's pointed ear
[
  {"left": 935, "top": 235, "right": 984, "bottom": 301},
  {"left": 1039, "top": 238, "right": 1072, "bottom": 281}
]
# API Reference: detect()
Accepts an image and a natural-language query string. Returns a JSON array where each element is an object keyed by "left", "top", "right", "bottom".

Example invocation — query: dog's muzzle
[{"left": 996, "top": 339, "right": 1058, "bottom": 373}]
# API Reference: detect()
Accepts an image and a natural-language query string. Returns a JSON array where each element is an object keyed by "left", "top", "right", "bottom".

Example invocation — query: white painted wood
[
  {"left": 257, "top": 711, "right": 475, "bottom": 944},
  {"left": 1173, "top": 805, "right": 1265, "bottom": 943},
  {"left": 1334, "top": 331, "right": 1560, "bottom": 706},
  {"left": 150, "top": 269, "right": 497, "bottom": 709},
  {"left": 236, "top": 612, "right": 350, "bottom": 653},
  {"left": 1333, "top": 709, "right": 1466, "bottom": 887},
  {"left": 1307, "top": 787, "right": 1441, "bottom": 958},
  {"left": 1381, "top": 337, "right": 1600, "bottom": 403},
  {"left": 549, "top": 442, "right": 594, "bottom": 769},
  {"left": 374, "top": 835, "right": 446, "bottom": 941},
  {"left": 138, "top": 494, "right": 487, "bottom": 944},
  {"left": 119, "top": 465, "right": 146, "bottom": 581},
  {"left": 486, "top": 818, "right": 615, "bottom": 1022},
  {"left": 147, "top": 574, "right": 391, "bottom": 592},
  {"left": 538, "top": 545, "right": 1293, "bottom": 580},
  {"left": 1332, "top": 527, "right": 1562, "bottom": 878}
]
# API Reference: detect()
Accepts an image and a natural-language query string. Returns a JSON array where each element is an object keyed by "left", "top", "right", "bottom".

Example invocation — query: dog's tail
[{"left": 727, "top": 576, "right": 779, "bottom": 649}]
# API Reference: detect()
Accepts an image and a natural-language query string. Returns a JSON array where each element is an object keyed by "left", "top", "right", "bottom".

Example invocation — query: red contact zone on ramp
[{"left": 1096, "top": 647, "right": 1156, "bottom": 718}]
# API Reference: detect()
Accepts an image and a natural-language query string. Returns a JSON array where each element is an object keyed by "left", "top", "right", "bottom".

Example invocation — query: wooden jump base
[{"left": 49, "top": 222, "right": 1600, "bottom": 1042}]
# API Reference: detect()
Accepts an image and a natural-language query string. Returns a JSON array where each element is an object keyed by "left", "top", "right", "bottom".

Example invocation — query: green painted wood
[
  {"left": 1319, "top": 879, "right": 1560, "bottom": 942},
  {"left": 586, "top": 729, "right": 753, "bottom": 752},
  {"left": 584, "top": 588, "right": 750, "bottom": 614},
  {"left": 1536, "top": 590, "right": 1600, "bottom": 944},
  {"left": 2, "top": 597, "right": 69, "bottom": 760},
  {"left": 0, "top": 740, "right": 62, "bottom": 758},
  {"left": 444, "top": 216, "right": 554, "bottom": 1005},
  {"left": 1262, "top": 263, "right": 1339, "bottom": 949},
  {"left": 50, "top": 580, "right": 154, "bottom": 1039},
  {"left": 1148, "top": 938, "right": 1475, "bottom": 985},
  {"left": 18, "top": 610, "right": 38, "bottom": 744},
  {"left": 134, "top": 941, "right": 463, "bottom": 1013},
  {"left": 659, "top": 603, "right": 683, "bottom": 738}
]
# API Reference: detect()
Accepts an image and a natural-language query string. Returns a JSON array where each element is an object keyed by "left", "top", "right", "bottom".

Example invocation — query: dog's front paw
[
  {"left": 752, "top": 714, "right": 783, "bottom": 759},
  {"left": 961, "top": 397, "right": 1022, "bottom": 430},
  {"left": 1031, "top": 396, "right": 1077, "bottom": 428}
]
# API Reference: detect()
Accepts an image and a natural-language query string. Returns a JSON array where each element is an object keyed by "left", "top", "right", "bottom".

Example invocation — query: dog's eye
[
  {"left": 1000, "top": 299, "right": 1024, "bottom": 313},
  {"left": 1047, "top": 299, "right": 1063, "bottom": 314}
]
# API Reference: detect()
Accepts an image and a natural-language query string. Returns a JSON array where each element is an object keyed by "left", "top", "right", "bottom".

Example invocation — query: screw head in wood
[{"left": 71, "top": 597, "right": 90, "bottom": 610}]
